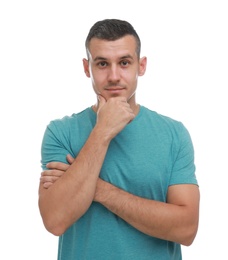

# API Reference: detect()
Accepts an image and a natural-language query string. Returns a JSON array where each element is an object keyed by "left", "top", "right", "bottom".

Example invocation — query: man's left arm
[{"left": 94, "top": 178, "right": 200, "bottom": 246}]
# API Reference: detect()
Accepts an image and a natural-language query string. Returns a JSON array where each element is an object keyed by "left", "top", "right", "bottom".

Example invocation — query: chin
[{"left": 109, "top": 93, "right": 122, "bottom": 98}]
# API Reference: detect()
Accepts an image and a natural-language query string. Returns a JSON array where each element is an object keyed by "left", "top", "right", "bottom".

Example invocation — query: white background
[{"left": 0, "top": 0, "right": 227, "bottom": 259}]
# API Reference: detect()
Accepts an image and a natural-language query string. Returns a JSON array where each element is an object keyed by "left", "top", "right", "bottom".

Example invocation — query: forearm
[
  {"left": 39, "top": 126, "right": 110, "bottom": 236},
  {"left": 94, "top": 179, "right": 199, "bottom": 246}
]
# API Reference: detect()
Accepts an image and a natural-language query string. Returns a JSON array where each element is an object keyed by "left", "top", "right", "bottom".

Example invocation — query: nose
[{"left": 107, "top": 64, "right": 120, "bottom": 82}]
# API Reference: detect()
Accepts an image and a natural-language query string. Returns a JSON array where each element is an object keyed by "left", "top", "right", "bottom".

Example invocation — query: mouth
[
  {"left": 105, "top": 86, "right": 126, "bottom": 93},
  {"left": 105, "top": 89, "right": 125, "bottom": 96}
]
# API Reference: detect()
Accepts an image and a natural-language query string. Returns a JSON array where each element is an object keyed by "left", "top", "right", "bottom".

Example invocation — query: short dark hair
[{"left": 85, "top": 19, "right": 141, "bottom": 58}]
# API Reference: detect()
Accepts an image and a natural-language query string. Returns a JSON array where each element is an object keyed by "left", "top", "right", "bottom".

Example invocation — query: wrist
[
  {"left": 92, "top": 124, "right": 112, "bottom": 146},
  {"left": 94, "top": 178, "right": 112, "bottom": 203}
]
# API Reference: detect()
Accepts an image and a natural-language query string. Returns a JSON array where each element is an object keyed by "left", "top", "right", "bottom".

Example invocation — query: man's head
[
  {"left": 85, "top": 19, "right": 141, "bottom": 59},
  {"left": 83, "top": 19, "right": 146, "bottom": 111}
]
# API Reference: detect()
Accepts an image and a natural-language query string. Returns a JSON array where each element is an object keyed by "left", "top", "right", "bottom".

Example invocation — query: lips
[
  {"left": 105, "top": 85, "right": 126, "bottom": 91},
  {"left": 106, "top": 88, "right": 124, "bottom": 91},
  {"left": 105, "top": 88, "right": 125, "bottom": 95}
]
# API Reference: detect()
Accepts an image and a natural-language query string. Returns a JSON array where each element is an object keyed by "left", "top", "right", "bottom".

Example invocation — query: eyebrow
[
  {"left": 93, "top": 54, "right": 134, "bottom": 62},
  {"left": 94, "top": 56, "right": 107, "bottom": 62}
]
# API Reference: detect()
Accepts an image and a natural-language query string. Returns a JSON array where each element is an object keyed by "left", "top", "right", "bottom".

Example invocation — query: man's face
[{"left": 83, "top": 35, "right": 146, "bottom": 108}]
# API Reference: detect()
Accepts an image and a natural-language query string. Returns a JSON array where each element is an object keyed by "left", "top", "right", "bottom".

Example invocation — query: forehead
[{"left": 88, "top": 35, "right": 137, "bottom": 60}]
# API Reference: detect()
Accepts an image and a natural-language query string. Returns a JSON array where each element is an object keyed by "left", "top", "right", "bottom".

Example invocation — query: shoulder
[
  {"left": 141, "top": 106, "right": 193, "bottom": 146},
  {"left": 47, "top": 107, "right": 92, "bottom": 132},
  {"left": 141, "top": 106, "right": 186, "bottom": 131},
  {"left": 41, "top": 108, "right": 94, "bottom": 168}
]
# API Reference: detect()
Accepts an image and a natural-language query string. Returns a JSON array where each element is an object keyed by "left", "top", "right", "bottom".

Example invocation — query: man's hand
[
  {"left": 40, "top": 154, "right": 74, "bottom": 189},
  {"left": 96, "top": 95, "right": 135, "bottom": 140}
]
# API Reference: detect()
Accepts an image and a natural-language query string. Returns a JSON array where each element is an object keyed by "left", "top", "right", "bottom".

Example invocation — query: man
[{"left": 39, "top": 19, "right": 200, "bottom": 259}]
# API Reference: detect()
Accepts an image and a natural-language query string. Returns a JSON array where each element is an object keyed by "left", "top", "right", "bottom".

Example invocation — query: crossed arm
[
  {"left": 39, "top": 96, "right": 200, "bottom": 245},
  {"left": 40, "top": 154, "right": 199, "bottom": 246}
]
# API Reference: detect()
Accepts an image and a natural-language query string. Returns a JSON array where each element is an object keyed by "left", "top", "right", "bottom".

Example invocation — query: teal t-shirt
[{"left": 41, "top": 106, "right": 198, "bottom": 260}]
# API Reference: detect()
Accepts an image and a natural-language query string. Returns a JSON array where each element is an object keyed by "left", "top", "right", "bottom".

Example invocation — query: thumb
[{"left": 97, "top": 95, "right": 106, "bottom": 111}]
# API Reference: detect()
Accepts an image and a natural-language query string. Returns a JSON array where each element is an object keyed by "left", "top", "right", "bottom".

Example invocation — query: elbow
[
  {"left": 42, "top": 217, "right": 67, "bottom": 236},
  {"left": 39, "top": 206, "right": 67, "bottom": 236},
  {"left": 181, "top": 235, "right": 196, "bottom": 247},
  {"left": 39, "top": 199, "right": 69, "bottom": 236},
  {"left": 47, "top": 227, "right": 65, "bottom": 237},
  {"left": 179, "top": 223, "right": 199, "bottom": 246}
]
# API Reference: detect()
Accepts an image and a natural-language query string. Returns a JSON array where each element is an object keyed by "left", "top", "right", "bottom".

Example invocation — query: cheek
[
  {"left": 126, "top": 72, "right": 138, "bottom": 87},
  {"left": 90, "top": 73, "right": 105, "bottom": 94},
  {"left": 91, "top": 69, "right": 107, "bottom": 86},
  {"left": 123, "top": 68, "right": 138, "bottom": 80}
]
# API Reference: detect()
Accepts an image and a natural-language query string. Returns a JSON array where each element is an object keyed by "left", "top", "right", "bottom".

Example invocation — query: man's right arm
[{"left": 38, "top": 96, "right": 135, "bottom": 236}]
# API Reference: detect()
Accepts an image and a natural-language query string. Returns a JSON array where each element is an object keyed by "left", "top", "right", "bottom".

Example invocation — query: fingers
[
  {"left": 46, "top": 154, "right": 74, "bottom": 170},
  {"left": 40, "top": 175, "right": 60, "bottom": 184},
  {"left": 46, "top": 161, "right": 69, "bottom": 171},
  {"left": 96, "top": 96, "right": 135, "bottom": 139},
  {"left": 40, "top": 175, "right": 60, "bottom": 189},
  {"left": 41, "top": 155, "right": 75, "bottom": 189},
  {"left": 66, "top": 154, "right": 74, "bottom": 164},
  {"left": 41, "top": 169, "right": 64, "bottom": 177},
  {"left": 40, "top": 169, "right": 65, "bottom": 188},
  {"left": 43, "top": 182, "right": 54, "bottom": 189},
  {"left": 97, "top": 95, "right": 106, "bottom": 112}
]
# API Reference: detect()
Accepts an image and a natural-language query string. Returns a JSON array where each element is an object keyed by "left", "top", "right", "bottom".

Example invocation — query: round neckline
[{"left": 89, "top": 105, "right": 143, "bottom": 123}]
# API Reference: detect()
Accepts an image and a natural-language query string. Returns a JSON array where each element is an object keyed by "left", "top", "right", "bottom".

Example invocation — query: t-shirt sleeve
[
  {"left": 169, "top": 123, "right": 198, "bottom": 186},
  {"left": 40, "top": 121, "right": 71, "bottom": 170}
]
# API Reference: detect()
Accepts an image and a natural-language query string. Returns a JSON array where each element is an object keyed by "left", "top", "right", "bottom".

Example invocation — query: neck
[{"left": 92, "top": 102, "right": 140, "bottom": 116}]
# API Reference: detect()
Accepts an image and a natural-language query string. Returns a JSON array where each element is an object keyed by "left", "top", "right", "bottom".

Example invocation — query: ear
[
  {"left": 138, "top": 56, "right": 147, "bottom": 76},
  {"left": 83, "top": 58, "right": 90, "bottom": 78}
]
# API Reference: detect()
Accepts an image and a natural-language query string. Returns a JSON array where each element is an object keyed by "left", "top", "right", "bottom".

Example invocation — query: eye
[
  {"left": 120, "top": 60, "right": 130, "bottom": 67},
  {"left": 98, "top": 61, "right": 108, "bottom": 68}
]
